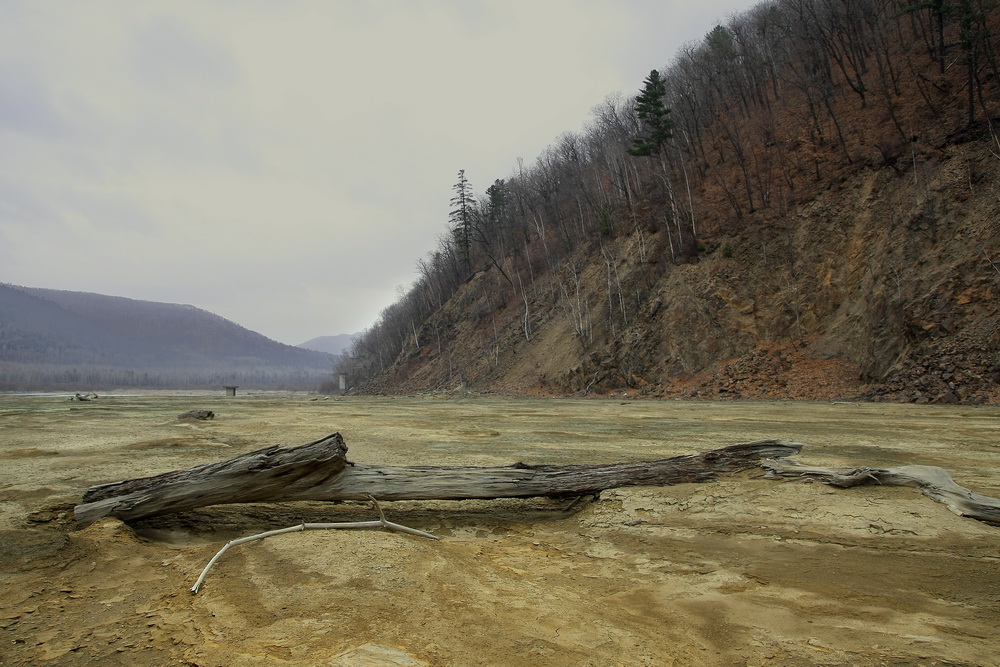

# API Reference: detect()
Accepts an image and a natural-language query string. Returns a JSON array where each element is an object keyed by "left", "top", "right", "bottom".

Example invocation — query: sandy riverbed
[{"left": 1, "top": 394, "right": 998, "bottom": 666}]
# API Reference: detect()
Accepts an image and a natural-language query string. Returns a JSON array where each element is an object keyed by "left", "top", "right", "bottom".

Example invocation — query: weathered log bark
[
  {"left": 761, "top": 460, "right": 1000, "bottom": 525},
  {"left": 73, "top": 434, "right": 802, "bottom": 526},
  {"left": 76, "top": 433, "right": 350, "bottom": 526}
]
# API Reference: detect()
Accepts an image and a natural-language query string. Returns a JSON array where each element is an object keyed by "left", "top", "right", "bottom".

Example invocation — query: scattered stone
[
  {"left": 933, "top": 391, "right": 961, "bottom": 404},
  {"left": 178, "top": 410, "right": 214, "bottom": 420}
]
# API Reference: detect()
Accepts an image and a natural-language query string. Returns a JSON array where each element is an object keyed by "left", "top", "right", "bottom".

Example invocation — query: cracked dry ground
[{"left": 1, "top": 395, "right": 998, "bottom": 666}]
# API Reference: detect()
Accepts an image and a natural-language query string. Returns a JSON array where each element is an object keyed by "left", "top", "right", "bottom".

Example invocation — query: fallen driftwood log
[
  {"left": 75, "top": 433, "right": 1000, "bottom": 528},
  {"left": 762, "top": 460, "right": 1000, "bottom": 525},
  {"left": 73, "top": 433, "right": 802, "bottom": 526}
]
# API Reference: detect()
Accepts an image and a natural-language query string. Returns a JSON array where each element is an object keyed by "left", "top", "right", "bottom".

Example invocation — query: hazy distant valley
[
  {"left": 297, "top": 333, "right": 358, "bottom": 357},
  {"left": 0, "top": 283, "right": 342, "bottom": 391}
]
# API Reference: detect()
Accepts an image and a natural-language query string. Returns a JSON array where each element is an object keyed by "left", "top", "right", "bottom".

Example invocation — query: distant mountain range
[
  {"left": 0, "top": 283, "right": 342, "bottom": 390},
  {"left": 298, "top": 334, "right": 358, "bottom": 356}
]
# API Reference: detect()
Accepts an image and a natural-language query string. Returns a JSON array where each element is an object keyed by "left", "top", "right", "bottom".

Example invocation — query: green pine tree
[
  {"left": 628, "top": 69, "right": 673, "bottom": 157},
  {"left": 449, "top": 169, "right": 476, "bottom": 271}
]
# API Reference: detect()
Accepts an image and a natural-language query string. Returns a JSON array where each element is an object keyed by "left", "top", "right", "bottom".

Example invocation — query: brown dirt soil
[{"left": 1, "top": 393, "right": 999, "bottom": 666}]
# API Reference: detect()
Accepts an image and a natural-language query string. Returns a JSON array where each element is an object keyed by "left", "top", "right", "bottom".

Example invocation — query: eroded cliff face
[{"left": 372, "top": 137, "right": 1000, "bottom": 404}]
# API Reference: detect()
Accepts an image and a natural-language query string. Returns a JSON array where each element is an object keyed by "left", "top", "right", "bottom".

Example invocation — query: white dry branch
[
  {"left": 761, "top": 460, "right": 1000, "bottom": 524},
  {"left": 190, "top": 496, "right": 439, "bottom": 594}
]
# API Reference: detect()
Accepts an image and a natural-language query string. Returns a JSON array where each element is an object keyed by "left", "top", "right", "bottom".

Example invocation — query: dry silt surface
[{"left": 1, "top": 393, "right": 999, "bottom": 666}]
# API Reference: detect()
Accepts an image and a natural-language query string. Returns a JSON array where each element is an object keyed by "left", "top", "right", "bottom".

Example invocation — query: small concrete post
[{"left": 338, "top": 373, "right": 347, "bottom": 392}]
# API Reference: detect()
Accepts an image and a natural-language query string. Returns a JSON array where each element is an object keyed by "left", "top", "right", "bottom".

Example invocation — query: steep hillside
[
  {"left": 381, "top": 136, "right": 999, "bottom": 403},
  {"left": 365, "top": 133, "right": 999, "bottom": 403},
  {"left": 0, "top": 284, "right": 333, "bottom": 390},
  {"left": 342, "top": 1, "right": 1000, "bottom": 404}
]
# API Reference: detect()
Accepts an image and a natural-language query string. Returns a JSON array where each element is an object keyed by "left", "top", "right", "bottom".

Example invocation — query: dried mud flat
[{"left": 1, "top": 394, "right": 998, "bottom": 667}]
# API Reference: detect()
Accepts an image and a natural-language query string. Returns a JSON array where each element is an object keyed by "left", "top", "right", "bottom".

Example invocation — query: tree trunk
[
  {"left": 74, "top": 434, "right": 802, "bottom": 526},
  {"left": 76, "top": 433, "right": 351, "bottom": 526}
]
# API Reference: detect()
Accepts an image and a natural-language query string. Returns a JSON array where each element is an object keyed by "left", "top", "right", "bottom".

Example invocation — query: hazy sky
[{"left": 1, "top": 0, "right": 760, "bottom": 346}]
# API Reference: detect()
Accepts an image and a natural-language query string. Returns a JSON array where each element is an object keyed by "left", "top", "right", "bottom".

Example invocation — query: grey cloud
[
  {"left": 1, "top": 1, "right": 763, "bottom": 345},
  {"left": 0, "top": 179, "right": 61, "bottom": 225},
  {"left": 131, "top": 13, "right": 241, "bottom": 88},
  {"left": 0, "top": 63, "right": 75, "bottom": 139}
]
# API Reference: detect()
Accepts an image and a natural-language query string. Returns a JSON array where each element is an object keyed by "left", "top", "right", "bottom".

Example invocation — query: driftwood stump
[
  {"left": 73, "top": 434, "right": 801, "bottom": 526},
  {"left": 178, "top": 410, "right": 215, "bottom": 420},
  {"left": 76, "top": 433, "right": 350, "bottom": 526}
]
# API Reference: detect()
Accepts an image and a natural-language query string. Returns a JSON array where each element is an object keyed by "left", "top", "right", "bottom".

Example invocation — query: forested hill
[
  {"left": 0, "top": 284, "right": 333, "bottom": 390},
  {"left": 339, "top": 0, "right": 1000, "bottom": 404}
]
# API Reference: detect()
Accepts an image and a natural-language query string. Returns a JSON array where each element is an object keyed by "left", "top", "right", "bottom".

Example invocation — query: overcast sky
[{"left": 1, "top": 0, "right": 760, "bottom": 346}]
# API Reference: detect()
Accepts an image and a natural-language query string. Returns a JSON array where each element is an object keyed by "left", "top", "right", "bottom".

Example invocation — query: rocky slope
[{"left": 368, "top": 131, "right": 1000, "bottom": 404}]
